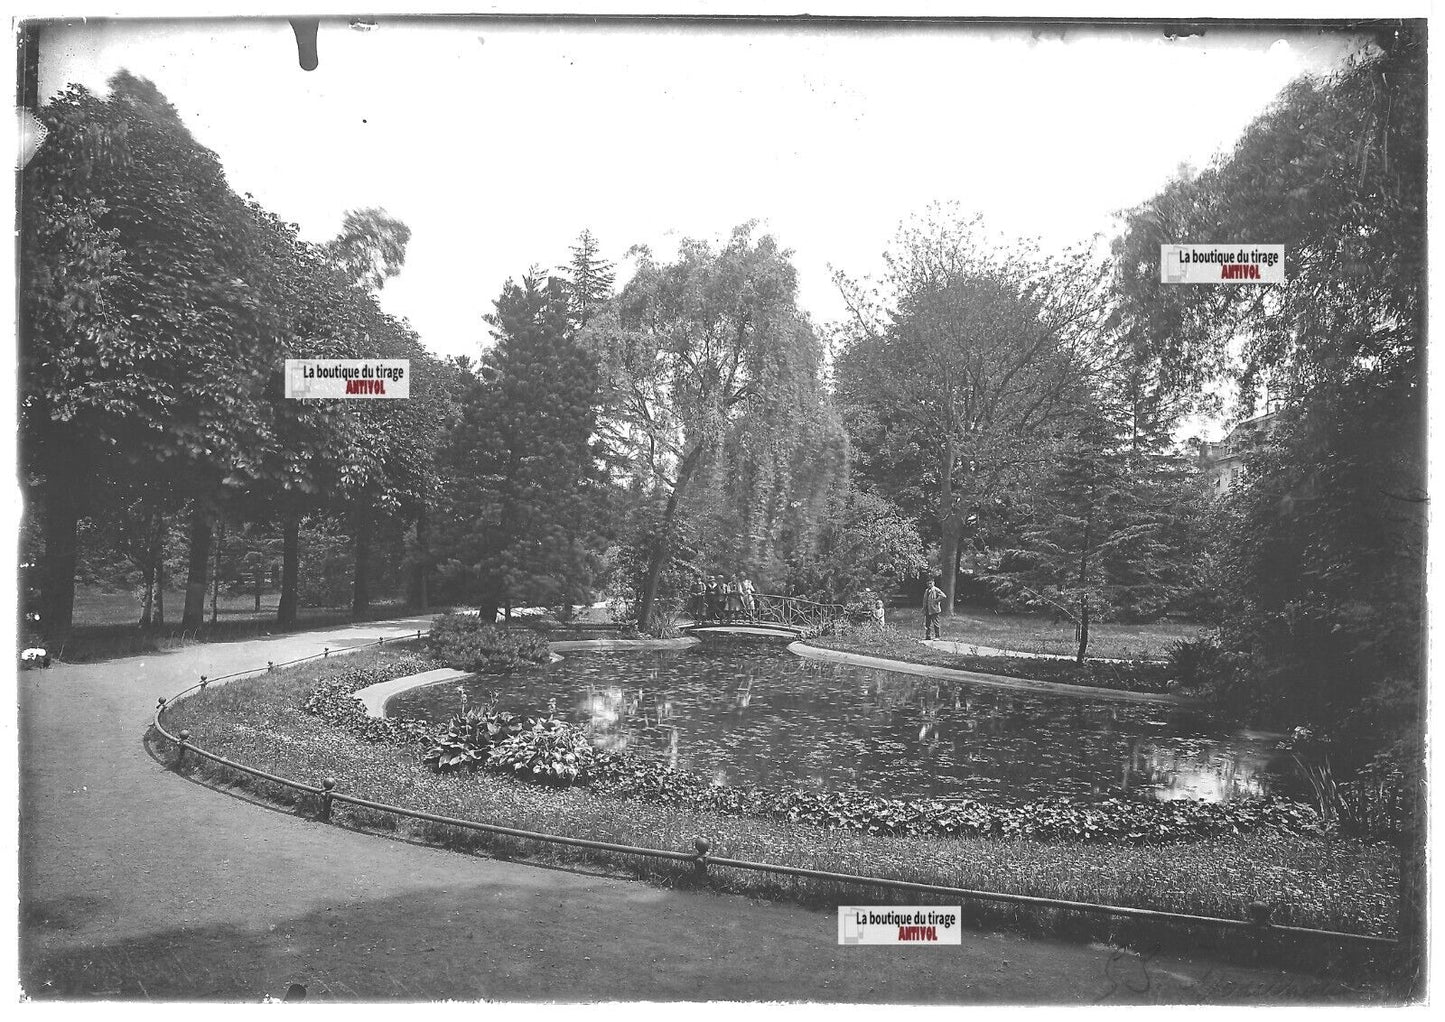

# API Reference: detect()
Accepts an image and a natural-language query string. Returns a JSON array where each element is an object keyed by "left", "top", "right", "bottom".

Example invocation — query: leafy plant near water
[
  {"left": 421, "top": 701, "right": 524, "bottom": 773},
  {"left": 426, "top": 612, "right": 552, "bottom": 673},
  {"left": 489, "top": 708, "right": 595, "bottom": 785},
  {"left": 300, "top": 656, "right": 438, "bottom": 746},
  {"left": 589, "top": 751, "right": 1332, "bottom": 845}
]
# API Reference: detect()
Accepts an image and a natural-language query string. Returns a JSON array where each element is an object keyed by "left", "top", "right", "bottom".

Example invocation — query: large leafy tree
[
  {"left": 1109, "top": 28, "right": 1425, "bottom": 976},
  {"left": 834, "top": 210, "right": 1108, "bottom": 616},
  {"left": 1110, "top": 27, "right": 1424, "bottom": 726},
  {"left": 21, "top": 72, "right": 286, "bottom": 637},
  {"left": 581, "top": 224, "right": 844, "bottom": 630}
]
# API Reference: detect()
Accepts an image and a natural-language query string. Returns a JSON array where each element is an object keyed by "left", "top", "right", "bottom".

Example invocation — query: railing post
[
  {"left": 177, "top": 729, "right": 190, "bottom": 770},
  {"left": 319, "top": 777, "right": 336, "bottom": 822},
  {"left": 693, "top": 836, "right": 711, "bottom": 884}
]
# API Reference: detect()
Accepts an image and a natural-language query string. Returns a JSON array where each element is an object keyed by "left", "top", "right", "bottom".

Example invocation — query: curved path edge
[{"left": 790, "top": 642, "right": 1194, "bottom": 705}]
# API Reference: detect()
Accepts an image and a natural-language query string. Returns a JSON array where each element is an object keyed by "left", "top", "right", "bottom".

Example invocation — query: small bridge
[{"left": 681, "top": 593, "right": 849, "bottom": 642}]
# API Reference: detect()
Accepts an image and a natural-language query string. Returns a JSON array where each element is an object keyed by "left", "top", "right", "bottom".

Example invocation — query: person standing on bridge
[
  {"left": 741, "top": 576, "right": 756, "bottom": 618},
  {"left": 706, "top": 575, "right": 723, "bottom": 621},
  {"left": 725, "top": 575, "right": 744, "bottom": 621},
  {"left": 923, "top": 578, "right": 946, "bottom": 639},
  {"left": 690, "top": 576, "right": 706, "bottom": 622}
]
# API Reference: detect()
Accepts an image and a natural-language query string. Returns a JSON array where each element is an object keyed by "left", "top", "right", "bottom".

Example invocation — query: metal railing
[
  {"left": 687, "top": 592, "right": 848, "bottom": 633},
  {"left": 150, "top": 635, "right": 1398, "bottom": 952}
]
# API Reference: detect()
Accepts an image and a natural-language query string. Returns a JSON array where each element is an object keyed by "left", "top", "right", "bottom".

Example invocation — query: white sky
[{"left": 38, "top": 17, "right": 1361, "bottom": 375}]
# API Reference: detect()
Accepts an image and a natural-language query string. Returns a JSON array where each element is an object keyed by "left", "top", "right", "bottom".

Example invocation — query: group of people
[{"left": 690, "top": 574, "right": 757, "bottom": 622}]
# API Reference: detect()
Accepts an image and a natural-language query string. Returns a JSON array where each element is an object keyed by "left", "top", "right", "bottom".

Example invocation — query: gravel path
[{"left": 19, "top": 616, "right": 1350, "bottom": 1002}]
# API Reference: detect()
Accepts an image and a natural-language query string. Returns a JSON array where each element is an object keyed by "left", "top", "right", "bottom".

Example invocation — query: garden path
[{"left": 20, "top": 615, "right": 1346, "bottom": 1002}]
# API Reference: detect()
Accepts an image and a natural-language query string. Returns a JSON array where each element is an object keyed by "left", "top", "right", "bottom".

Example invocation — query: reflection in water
[{"left": 388, "top": 645, "right": 1291, "bottom": 803}]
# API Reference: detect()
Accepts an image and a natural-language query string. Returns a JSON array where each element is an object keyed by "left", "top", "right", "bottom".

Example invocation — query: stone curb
[
  {"left": 788, "top": 642, "right": 1195, "bottom": 706},
  {"left": 355, "top": 637, "right": 702, "bottom": 718}
]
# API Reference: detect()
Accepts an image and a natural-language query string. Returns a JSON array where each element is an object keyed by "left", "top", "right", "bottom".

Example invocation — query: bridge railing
[{"left": 687, "top": 592, "right": 848, "bottom": 631}]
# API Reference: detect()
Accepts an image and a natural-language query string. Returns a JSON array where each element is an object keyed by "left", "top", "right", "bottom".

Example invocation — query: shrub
[
  {"left": 488, "top": 709, "right": 595, "bottom": 786},
  {"left": 300, "top": 655, "right": 439, "bottom": 745},
  {"left": 421, "top": 702, "right": 524, "bottom": 773},
  {"left": 426, "top": 612, "right": 552, "bottom": 673},
  {"left": 1167, "top": 634, "right": 1226, "bottom": 688},
  {"left": 590, "top": 749, "right": 1328, "bottom": 845}
]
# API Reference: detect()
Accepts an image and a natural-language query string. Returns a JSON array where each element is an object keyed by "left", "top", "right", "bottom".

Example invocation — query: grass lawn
[
  {"left": 156, "top": 647, "right": 1400, "bottom": 970},
  {"left": 886, "top": 605, "right": 1206, "bottom": 661}
]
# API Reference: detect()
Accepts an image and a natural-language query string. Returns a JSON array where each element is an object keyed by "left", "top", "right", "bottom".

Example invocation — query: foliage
[
  {"left": 432, "top": 274, "right": 606, "bottom": 617},
  {"left": 488, "top": 707, "right": 595, "bottom": 785},
  {"left": 299, "top": 655, "right": 439, "bottom": 745},
  {"left": 559, "top": 228, "right": 615, "bottom": 327},
  {"left": 580, "top": 223, "right": 847, "bottom": 629},
  {"left": 426, "top": 612, "right": 552, "bottom": 673},
  {"left": 421, "top": 701, "right": 524, "bottom": 773},
  {"left": 833, "top": 207, "right": 1110, "bottom": 612},
  {"left": 322, "top": 206, "right": 412, "bottom": 293},
  {"left": 591, "top": 750, "right": 1328, "bottom": 845},
  {"left": 1166, "top": 634, "right": 1226, "bottom": 689},
  {"left": 1109, "top": 30, "right": 1425, "bottom": 751},
  {"left": 785, "top": 488, "right": 929, "bottom": 602}
]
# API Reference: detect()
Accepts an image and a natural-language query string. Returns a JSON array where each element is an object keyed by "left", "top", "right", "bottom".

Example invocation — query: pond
[{"left": 387, "top": 644, "right": 1294, "bottom": 803}]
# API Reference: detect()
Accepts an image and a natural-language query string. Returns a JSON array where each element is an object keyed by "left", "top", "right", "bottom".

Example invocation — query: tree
[
  {"left": 560, "top": 228, "right": 615, "bottom": 327},
  {"left": 434, "top": 274, "right": 604, "bottom": 618},
  {"left": 21, "top": 73, "right": 288, "bottom": 638},
  {"left": 786, "top": 489, "right": 929, "bottom": 603},
  {"left": 834, "top": 209, "right": 1109, "bottom": 617},
  {"left": 323, "top": 207, "right": 411, "bottom": 293},
  {"left": 1109, "top": 29, "right": 1425, "bottom": 979},
  {"left": 581, "top": 223, "right": 843, "bottom": 631},
  {"left": 996, "top": 396, "right": 1191, "bottom": 662}
]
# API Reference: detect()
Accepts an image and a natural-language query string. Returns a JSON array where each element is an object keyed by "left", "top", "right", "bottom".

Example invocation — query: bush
[
  {"left": 488, "top": 709, "right": 595, "bottom": 785},
  {"left": 1168, "top": 634, "right": 1227, "bottom": 688},
  {"left": 300, "top": 655, "right": 440, "bottom": 745},
  {"left": 421, "top": 702, "right": 524, "bottom": 773},
  {"left": 427, "top": 612, "right": 552, "bottom": 672},
  {"left": 590, "top": 749, "right": 1326, "bottom": 845}
]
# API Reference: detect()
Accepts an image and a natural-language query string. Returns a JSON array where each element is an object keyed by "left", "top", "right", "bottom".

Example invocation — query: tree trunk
[
  {"left": 351, "top": 509, "right": 372, "bottom": 619},
  {"left": 415, "top": 509, "right": 430, "bottom": 613},
  {"left": 40, "top": 469, "right": 81, "bottom": 644},
  {"left": 254, "top": 560, "right": 262, "bottom": 613},
  {"left": 154, "top": 558, "right": 165, "bottom": 627},
  {"left": 211, "top": 520, "right": 224, "bottom": 625},
  {"left": 139, "top": 512, "right": 157, "bottom": 629},
  {"left": 636, "top": 445, "right": 704, "bottom": 633},
  {"left": 1076, "top": 597, "right": 1090, "bottom": 664},
  {"left": 278, "top": 513, "right": 299, "bottom": 627},
  {"left": 181, "top": 509, "right": 213, "bottom": 629},
  {"left": 938, "top": 437, "right": 957, "bottom": 617}
]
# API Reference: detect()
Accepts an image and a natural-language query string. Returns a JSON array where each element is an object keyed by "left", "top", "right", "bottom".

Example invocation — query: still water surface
[{"left": 387, "top": 645, "right": 1290, "bottom": 803}]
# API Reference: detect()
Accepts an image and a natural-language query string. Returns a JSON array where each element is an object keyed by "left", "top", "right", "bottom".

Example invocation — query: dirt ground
[{"left": 18, "top": 616, "right": 1382, "bottom": 1003}]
